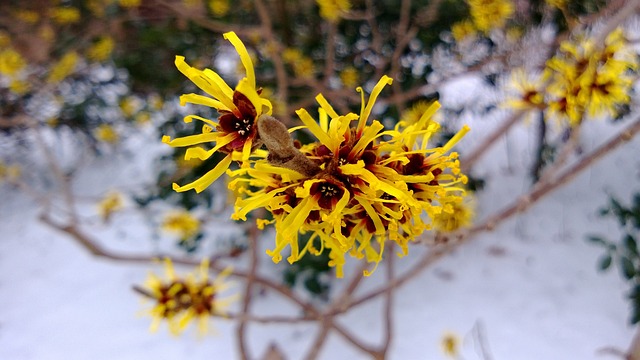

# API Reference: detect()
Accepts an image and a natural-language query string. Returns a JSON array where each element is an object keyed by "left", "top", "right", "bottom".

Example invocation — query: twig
[
  {"left": 380, "top": 243, "right": 395, "bottom": 357},
  {"left": 236, "top": 216, "right": 261, "bottom": 360},
  {"left": 461, "top": 109, "right": 527, "bottom": 172}
]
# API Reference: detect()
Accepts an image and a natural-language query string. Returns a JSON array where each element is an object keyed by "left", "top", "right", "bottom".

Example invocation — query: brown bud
[{"left": 257, "top": 114, "right": 321, "bottom": 177}]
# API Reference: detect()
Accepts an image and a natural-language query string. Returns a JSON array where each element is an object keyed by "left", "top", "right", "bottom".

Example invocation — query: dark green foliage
[{"left": 589, "top": 190, "right": 640, "bottom": 324}]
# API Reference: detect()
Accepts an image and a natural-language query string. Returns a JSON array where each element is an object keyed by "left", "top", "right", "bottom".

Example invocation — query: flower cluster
[
  {"left": 164, "top": 32, "right": 469, "bottom": 277},
  {"left": 467, "top": 0, "right": 514, "bottom": 34},
  {"left": 509, "top": 28, "right": 637, "bottom": 126},
  {"left": 138, "top": 259, "right": 235, "bottom": 335},
  {"left": 161, "top": 210, "right": 201, "bottom": 243}
]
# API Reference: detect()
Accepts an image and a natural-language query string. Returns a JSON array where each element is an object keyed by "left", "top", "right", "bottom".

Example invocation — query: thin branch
[
  {"left": 461, "top": 109, "right": 527, "bottom": 172},
  {"left": 236, "top": 218, "right": 261, "bottom": 360},
  {"left": 380, "top": 243, "right": 395, "bottom": 357}
]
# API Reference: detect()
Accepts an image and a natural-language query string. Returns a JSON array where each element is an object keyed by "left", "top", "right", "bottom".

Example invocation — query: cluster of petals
[{"left": 164, "top": 32, "right": 470, "bottom": 277}]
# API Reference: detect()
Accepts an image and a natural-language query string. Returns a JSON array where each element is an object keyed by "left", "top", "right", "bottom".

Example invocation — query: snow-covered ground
[{"left": 1, "top": 87, "right": 639, "bottom": 360}]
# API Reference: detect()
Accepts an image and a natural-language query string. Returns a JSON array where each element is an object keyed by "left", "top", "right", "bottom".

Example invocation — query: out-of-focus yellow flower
[
  {"left": 340, "top": 66, "right": 359, "bottom": 88},
  {"left": 0, "top": 49, "right": 26, "bottom": 77},
  {"left": 9, "top": 79, "right": 30, "bottom": 95},
  {"left": 120, "top": 96, "right": 142, "bottom": 117},
  {"left": 97, "top": 191, "right": 124, "bottom": 222},
  {"left": 0, "top": 32, "right": 11, "bottom": 47},
  {"left": 15, "top": 10, "right": 40, "bottom": 24},
  {"left": 505, "top": 68, "right": 545, "bottom": 111},
  {"left": 87, "top": 0, "right": 111, "bottom": 17},
  {"left": 94, "top": 124, "right": 120, "bottom": 144},
  {"left": 182, "top": 0, "right": 202, "bottom": 8},
  {"left": 147, "top": 93, "right": 164, "bottom": 111},
  {"left": 401, "top": 100, "right": 440, "bottom": 126},
  {"left": 468, "top": 0, "right": 514, "bottom": 33},
  {"left": 451, "top": 20, "right": 477, "bottom": 42},
  {"left": 545, "top": 0, "right": 566, "bottom": 8},
  {"left": 50, "top": 7, "right": 81, "bottom": 24},
  {"left": 282, "top": 48, "right": 315, "bottom": 78},
  {"left": 316, "top": 0, "right": 350, "bottom": 22},
  {"left": 441, "top": 332, "right": 460, "bottom": 358},
  {"left": 118, "top": 0, "right": 141, "bottom": 8},
  {"left": 87, "top": 36, "right": 115, "bottom": 62},
  {"left": 163, "top": 31, "right": 273, "bottom": 193},
  {"left": 135, "top": 111, "right": 151, "bottom": 124},
  {"left": 208, "top": 0, "right": 229, "bottom": 16},
  {"left": 162, "top": 211, "right": 201, "bottom": 241},
  {"left": 543, "top": 27, "right": 636, "bottom": 126},
  {"left": 47, "top": 51, "right": 79, "bottom": 84},
  {"left": 138, "top": 258, "right": 237, "bottom": 335},
  {"left": 433, "top": 195, "right": 475, "bottom": 233},
  {"left": 0, "top": 162, "right": 21, "bottom": 183}
]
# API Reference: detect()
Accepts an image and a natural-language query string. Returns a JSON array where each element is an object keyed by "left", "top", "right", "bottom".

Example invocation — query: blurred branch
[{"left": 236, "top": 215, "right": 261, "bottom": 360}]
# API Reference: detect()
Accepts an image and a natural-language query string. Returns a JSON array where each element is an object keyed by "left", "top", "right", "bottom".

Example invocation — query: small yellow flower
[
  {"left": 208, "top": 0, "right": 229, "bottom": 16},
  {"left": 94, "top": 124, "right": 120, "bottom": 144},
  {"left": 0, "top": 49, "right": 26, "bottom": 77},
  {"left": 468, "top": 0, "right": 514, "bottom": 33},
  {"left": 119, "top": 0, "right": 141, "bottom": 8},
  {"left": 505, "top": 68, "right": 545, "bottom": 111},
  {"left": 316, "top": 0, "right": 350, "bottom": 22},
  {"left": 545, "top": 0, "right": 566, "bottom": 8},
  {"left": 339, "top": 66, "right": 359, "bottom": 88},
  {"left": 0, "top": 162, "right": 21, "bottom": 183},
  {"left": 162, "top": 211, "right": 201, "bottom": 241},
  {"left": 401, "top": 100, "right": 440, "bottom": 125},
  {"left": 441, "top": 332, "right": 460, "bottom": 358},
  {"left": 451, "top": 20, "right": 477, "bottom": 42},
  {"left": 97, "top": 191, "right": 124, "bottom": 222},
  {"left": 50, "top": 7, "right": 81, "bottom": 24},
  {"left": 47, "top": 51, "right": 79, "bottom": 84},
  {"left": 138, "top": 259, "right": 237, "bottom": 335},
  {"left": 433, "top": 196, "right": 475, "bottom": 233},
  {"left": 147, "top": 93, "right": 164, "bottom": 111},
  {"left": 9, "top": 79, "right": 30, "bottom": 95},
  {"left": 120, "top": 96, "right": 142, "bottom": 117},
  {"left": 15, "top": 10, "right": 40, "bottom": 24},
  {"left": 135, "top": 111, "right": 151, "bottom": 124},
  {"left": 87, "top": 36, "right": 115, "bottom": 62},
  {"left": 0, "top": 31, "right": 11, "bottom": 47}
]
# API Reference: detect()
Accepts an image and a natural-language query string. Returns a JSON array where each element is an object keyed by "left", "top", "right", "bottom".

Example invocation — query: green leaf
[
  {"left": 586, "top": 235, "right": 606, "bottom": 246},
  {"left": 598, "top": 254, "right": 613, "bottom": 271},
  {"left": 620, "top": 256, "right": 636, "bottom": 280},
  {"left": 624, "top": 234, "right": 639, "bottom": 256}
]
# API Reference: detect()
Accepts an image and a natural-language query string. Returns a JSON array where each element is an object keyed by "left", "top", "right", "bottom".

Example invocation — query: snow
[{"left": 1, "top": 95, "right": 639, "bottom": 360}]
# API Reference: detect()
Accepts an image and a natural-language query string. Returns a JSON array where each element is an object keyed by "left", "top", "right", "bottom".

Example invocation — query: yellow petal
[
  {"left": 172, "top": 154, "right": 233, "bottom": 193},
  {"left": 223, "top": 31, "right": 255, "bottom": 88},
  {"left": 357, "top": 75, "right": 393, "bottom": 133}
]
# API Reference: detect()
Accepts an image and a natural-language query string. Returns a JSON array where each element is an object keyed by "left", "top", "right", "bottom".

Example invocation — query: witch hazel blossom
[{"left": 163, "top": 32, "right": 470, "bottom": 278}]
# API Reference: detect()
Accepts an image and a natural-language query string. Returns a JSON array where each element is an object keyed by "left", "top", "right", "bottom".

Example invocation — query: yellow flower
[
  {"left": 0, "top": 162, "right": 21, "bottom": 182},
  {"left": 340, "top": 66, "right": 359, "bottom": 88},
  {"left": 545, "top": 0, "right": 566, "bottom": 8},
  {"left": 162, "top": 210, "right": 201, "bottom": 241},
  {"left": 15, "top": 10, "right": 40, "bottom": 24},
  {"left": 432, "top": 195, "right": 475, "bottom": 233},
  {"left": 118, "top": 0, "right": 141, "bottom": 8},
  {"left": 229, "top": 77, "right": 469, "bottom": 277},
  {"left": 9, "top": 79, "right": 30, "bottom": 95},
  {"left": 120, "top": 95, "right": 142, "bottom": 117},
  {"left": 543, "top": 27, "right": 636, "bottom": 126},
  {"left": 441, "top": 332, "right": 460, "bottom": 358},
  {"left": 451, "top": 20, "right": 477, "bottom": 42},
  {"left": 147, "top": 93, "right": 164, "bottom": 110},
  {"left": 94, "top": 124, "right": 119, "bottom": 144},
  {"left": 47, "top": 51, "right": 79, "bottom": 84},
  {"left": 505, "top": 68, "right": 545, "bottom": 110},
  {"left": 401, "top": 100, "right": 440, "bottom": 125},
  {"left": 50, "top": 7, "right": 81, "bottom": 24},
  {"left": 0, "top": 31, "right": 10, "bottom": 47},
  {"left": 283, "top": 48, "right": 315, "bottom": 78},
  {"left": 97, "top": 191, "right": 124, "bottom": 222},
  {"left": 135, "top": 111, "right": 151, "bottom": 124},
  {"left": 316, "top": 0, "right": 350, "bottom": 22},
  {"left": 208, "top": 0, "right": 229, "bottom": 16},
  {"left": 163, "top": 31, "right": 273, "bottom": 193},
  {"left": 138, "top": 259, "right": 237, "bottom": 335},
  {"left": 86, "top": 36, "right": 115, "bottom": 62},
  {"left": 0, "top": 48, "right": 26, "bottom": 77},
  {"left": 468, "top": 0, "right": 514, "bottom": 33}
]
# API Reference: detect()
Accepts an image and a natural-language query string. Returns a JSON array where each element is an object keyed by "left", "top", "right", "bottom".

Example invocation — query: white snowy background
[{"left": 1, "top": 74, "right": 639, "bottom": 360}]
